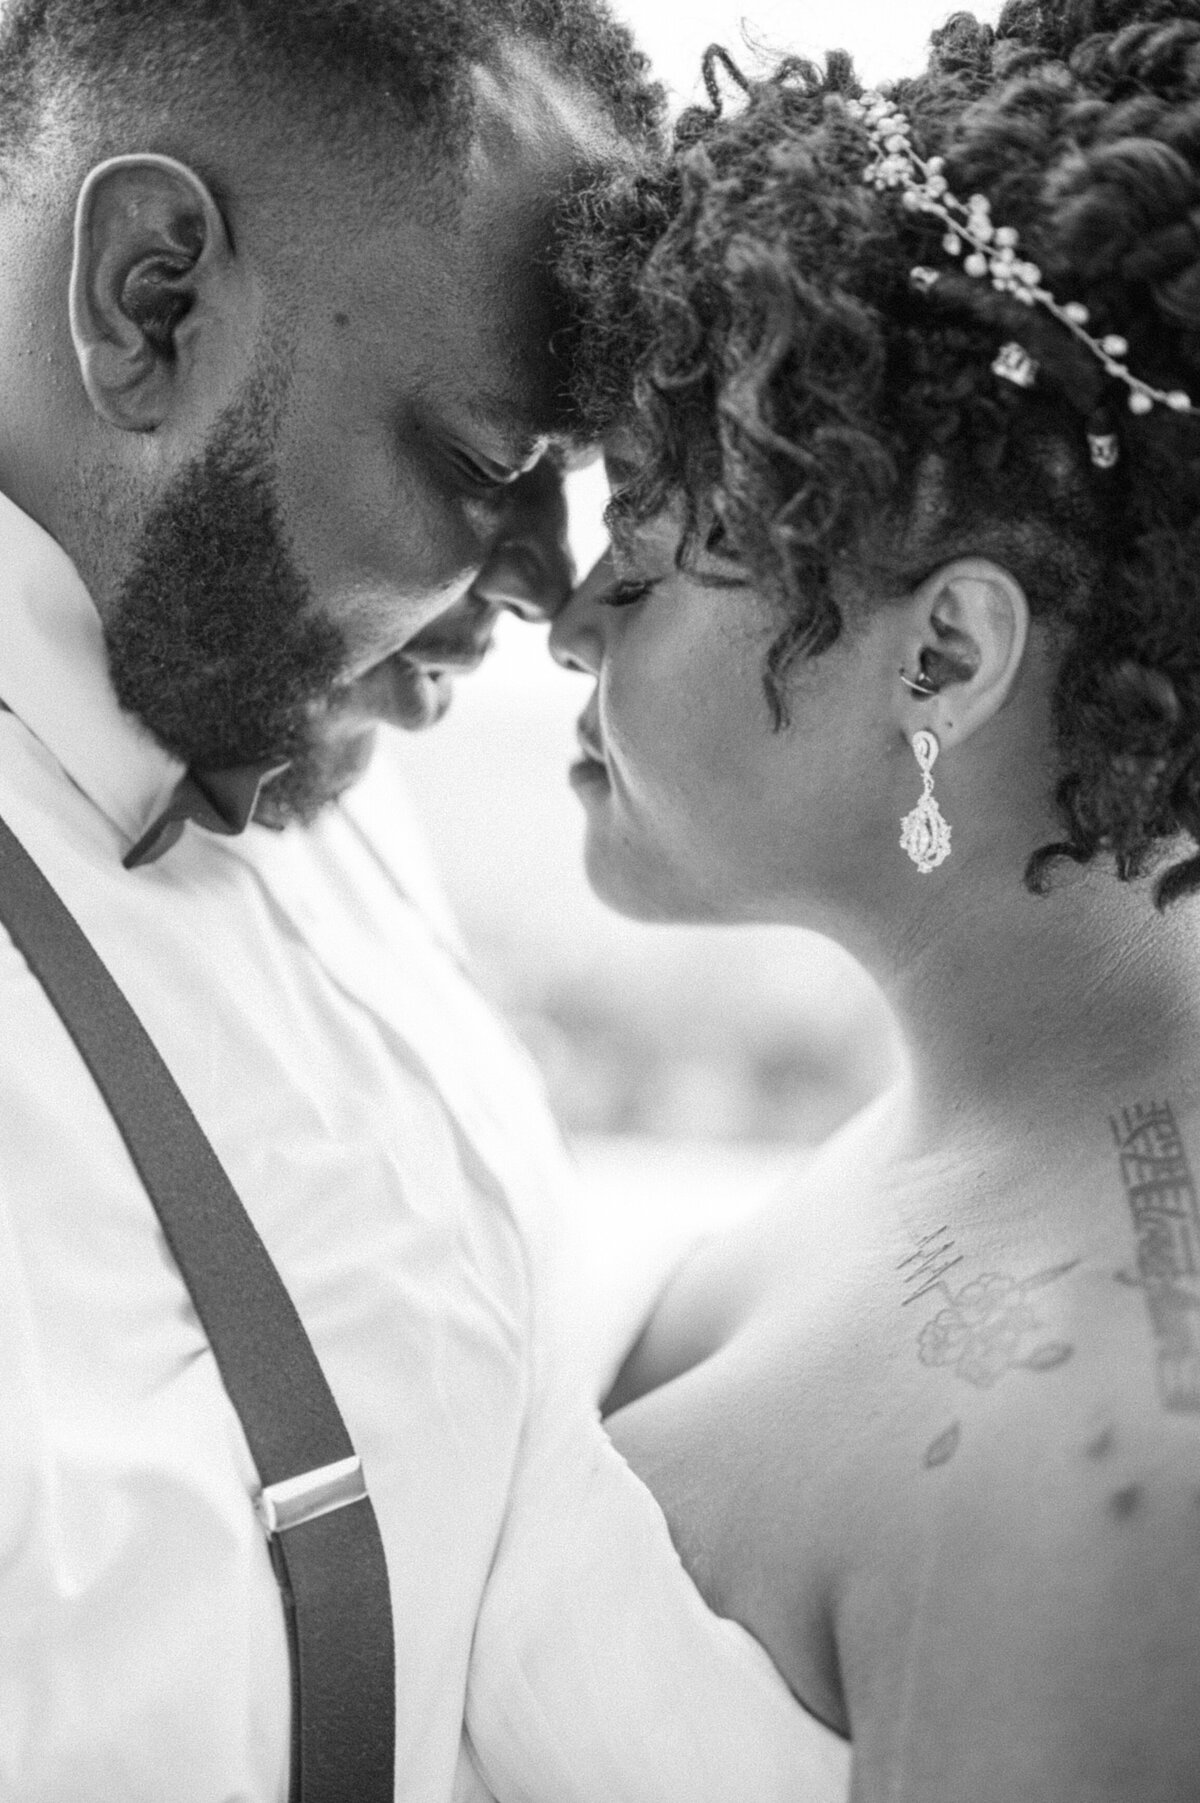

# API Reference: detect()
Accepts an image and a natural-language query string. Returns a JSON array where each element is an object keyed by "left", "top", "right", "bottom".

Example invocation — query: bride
[{"left": 482, "top": 1, "right": 1200, "bottom": 1797}]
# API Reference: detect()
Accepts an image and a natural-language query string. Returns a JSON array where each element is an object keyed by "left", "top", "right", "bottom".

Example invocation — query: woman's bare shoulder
[
  {"left": 841, "top": 1337, "right": 1200, "bottom": 1803},
  {"left": 827, "top": 1126, "right": 1200, "bottom": 1801},
  {"left": 604, "top": 1097, "right": 1200, "bottom": 1780},
  {"left": 605, "top": 1089, "right": 907, "bottom": 1412}
]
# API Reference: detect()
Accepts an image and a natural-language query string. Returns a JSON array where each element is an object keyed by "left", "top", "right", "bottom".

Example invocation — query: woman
[{"left": 527, "top": 2, "right": 1200, "bottom": 1797}]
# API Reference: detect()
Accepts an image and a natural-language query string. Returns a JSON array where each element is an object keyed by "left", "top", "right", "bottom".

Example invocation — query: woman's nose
[{"left": 549, "top": 548, "right": 613, "bottom": 675}]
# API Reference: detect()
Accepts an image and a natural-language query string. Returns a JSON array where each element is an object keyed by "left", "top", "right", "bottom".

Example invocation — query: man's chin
[
  {"left": 253, "top": 724, "right": 379, "bottom": 829},
  {"left": 242, "top": 654, "right": 461, "bottom": 830}
]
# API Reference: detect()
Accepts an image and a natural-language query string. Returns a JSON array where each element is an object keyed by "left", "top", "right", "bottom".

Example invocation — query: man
[{"left": 0, "top": 2, "right": 661, "bottom": 1797}]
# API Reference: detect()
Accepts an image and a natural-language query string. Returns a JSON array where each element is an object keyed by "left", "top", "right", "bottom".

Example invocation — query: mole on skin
[
  {"left": 1085, "top": 1426, "right": 1116, "bottom": 1461},
  {"left": 1107, "top": 1484, "right": 1142, "bottom": 1522}
]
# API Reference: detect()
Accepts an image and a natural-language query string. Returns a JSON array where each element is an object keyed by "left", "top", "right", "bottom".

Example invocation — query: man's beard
[{"left": 104, "top": 370, "right": 370, "bottom": 828}]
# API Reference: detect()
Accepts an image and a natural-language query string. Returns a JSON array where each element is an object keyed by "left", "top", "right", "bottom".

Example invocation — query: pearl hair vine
[{"left": 845, "top": 91, "right": 1197, "bottom": 466}]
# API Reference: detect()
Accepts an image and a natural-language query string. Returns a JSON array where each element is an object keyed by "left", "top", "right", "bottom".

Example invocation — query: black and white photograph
[{"left": 2, "top": 0, "right": 1199, "bottom": 1798}]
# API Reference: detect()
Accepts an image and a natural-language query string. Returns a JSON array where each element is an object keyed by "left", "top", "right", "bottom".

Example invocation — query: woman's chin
[
  {"left": 569, "top": 759, "right": 726, "bottom": 923},
  {"left": 581, "top": 828, "right": 707, "bottom": 925}
]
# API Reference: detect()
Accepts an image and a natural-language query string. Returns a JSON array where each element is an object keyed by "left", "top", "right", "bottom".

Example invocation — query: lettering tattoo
[{"left": 1111, "top": 1101, "right": 1200, "bottom": 1413}]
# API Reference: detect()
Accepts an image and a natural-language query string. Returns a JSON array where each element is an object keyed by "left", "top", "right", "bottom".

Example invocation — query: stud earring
[{"left": 900, "top": 728, "right": 951, "bottom": 873}]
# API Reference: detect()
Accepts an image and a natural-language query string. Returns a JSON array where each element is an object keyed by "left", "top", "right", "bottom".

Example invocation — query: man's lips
[
  {"left": 406, "top": 636, "right": 495, "bottom": 676},
  {"left": 344, "top": 636, "right": 495, "bottom": 732}
]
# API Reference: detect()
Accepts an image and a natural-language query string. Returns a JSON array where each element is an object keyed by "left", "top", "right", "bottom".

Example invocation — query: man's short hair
[{"left": 0, "top": 0, "right": 663, "bottom": 187}]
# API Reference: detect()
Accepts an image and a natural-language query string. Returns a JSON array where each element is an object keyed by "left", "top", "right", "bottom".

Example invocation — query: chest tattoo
[
  {"left": 901, "top": 1238, "right": 1077, "bottom": 1469},
  {"left": 1112, "top": 1100, "right": 1200, "bottom": 1413}
]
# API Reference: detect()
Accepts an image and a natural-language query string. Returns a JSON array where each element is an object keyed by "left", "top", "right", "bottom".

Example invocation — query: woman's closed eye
[{"left": 603, "top": 576, "right": 663, "bottom": 609}]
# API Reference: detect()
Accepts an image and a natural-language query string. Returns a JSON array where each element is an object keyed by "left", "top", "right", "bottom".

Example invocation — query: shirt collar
[{"left": 0, "top": 487, "right": 185, "bottom": 848}]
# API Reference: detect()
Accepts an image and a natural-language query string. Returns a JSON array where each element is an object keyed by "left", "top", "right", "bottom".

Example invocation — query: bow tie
[{"left": 123, "top": 762, "right": 289, "bottom": 870}]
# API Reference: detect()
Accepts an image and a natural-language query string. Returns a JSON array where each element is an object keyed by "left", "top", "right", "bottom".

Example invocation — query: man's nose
[{"left": 469, "top": 457, "right": 573, "bottom": 621}]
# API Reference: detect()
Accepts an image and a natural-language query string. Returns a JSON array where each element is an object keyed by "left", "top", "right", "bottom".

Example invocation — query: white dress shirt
[{"left": 0, "top": 489, "right": 590, "bottom": 1803}]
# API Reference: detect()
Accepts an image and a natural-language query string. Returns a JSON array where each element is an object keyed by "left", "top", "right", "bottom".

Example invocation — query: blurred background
[{"left": 387, "top": 0, "right": 998, "bottom": 1250}]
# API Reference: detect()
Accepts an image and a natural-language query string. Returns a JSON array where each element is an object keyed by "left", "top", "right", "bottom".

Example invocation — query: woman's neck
[{"left": 868, "top": 849, "right": 1200, "bottom": 1151}]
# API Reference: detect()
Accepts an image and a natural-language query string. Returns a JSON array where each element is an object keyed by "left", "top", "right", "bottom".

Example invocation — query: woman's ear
[
  {"left": 896, "top": 556, "right": 1030, "bottom": 746},
  {"left": 69, "top": 154, "right": 257, "bottom": 431}
]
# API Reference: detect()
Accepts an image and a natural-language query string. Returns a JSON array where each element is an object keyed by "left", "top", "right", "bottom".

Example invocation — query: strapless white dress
[{"left": 459, "top": 1399, "right": 852, "bottom": 1802}]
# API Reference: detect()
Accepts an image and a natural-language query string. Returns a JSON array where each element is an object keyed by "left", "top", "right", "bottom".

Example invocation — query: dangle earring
[{"left": 899, "top": 729, "right": 952, "bottom": 873}]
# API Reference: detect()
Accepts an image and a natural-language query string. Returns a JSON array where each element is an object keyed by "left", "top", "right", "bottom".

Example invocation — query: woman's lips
[
  {"left": 571, "top": 712, "right": 610, "bottom": 792},
  {"left": 575, "top": 714, "right": 606, "bottom": 766}
]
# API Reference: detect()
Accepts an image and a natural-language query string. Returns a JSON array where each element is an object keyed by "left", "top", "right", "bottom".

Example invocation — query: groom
[{"left": 0, "top": 3, "right": 660, "bottom": 1799}]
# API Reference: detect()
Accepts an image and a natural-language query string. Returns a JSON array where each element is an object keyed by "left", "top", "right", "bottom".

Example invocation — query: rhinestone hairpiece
[{"left": 846, "top": 91, "right": 1196, "bottom": 437}]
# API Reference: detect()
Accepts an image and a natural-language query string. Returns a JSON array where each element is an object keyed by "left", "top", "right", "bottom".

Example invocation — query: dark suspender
[{"left": 0, "top": 812, "right": 395, "bottom": 1802}]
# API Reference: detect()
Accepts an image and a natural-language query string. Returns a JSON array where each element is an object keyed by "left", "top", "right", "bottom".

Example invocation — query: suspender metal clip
[{"left": 255, "top": 1454, "right": 367, "bottom": 1536}]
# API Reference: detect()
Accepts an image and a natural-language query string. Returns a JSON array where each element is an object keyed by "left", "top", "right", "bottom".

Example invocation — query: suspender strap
[{"left": 0, "top": 814, "right": 395, "bottom": 1803}]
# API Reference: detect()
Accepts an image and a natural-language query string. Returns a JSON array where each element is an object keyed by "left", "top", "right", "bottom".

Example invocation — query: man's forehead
[
  {"left": 451, "top": 187, "right": 597, "bottom": 447},
  {"left": 467, "top": 37, "right": 620, "bottom": 175},
  {"left": 297, "top": 40, "right": 624, "bottom": 450}
]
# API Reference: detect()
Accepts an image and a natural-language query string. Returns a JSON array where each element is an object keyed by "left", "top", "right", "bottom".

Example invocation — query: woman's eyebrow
[
  {"left": 609, "top": 547, "right": 668, "bottom": 584},
  {"left": 602, "top": 449, "right": 641, "bottom": 490}
]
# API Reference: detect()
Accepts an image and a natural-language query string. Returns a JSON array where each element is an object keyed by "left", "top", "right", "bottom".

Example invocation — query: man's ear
[
  {"left": 896, "top": 556, "right": 1030, "bottom": 747},
  {"left": 69, "top": 154, "right": 255, "bottom": 431}
]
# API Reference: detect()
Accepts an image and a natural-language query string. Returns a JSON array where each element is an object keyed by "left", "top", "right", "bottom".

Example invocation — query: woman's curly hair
[{"left": 557, "top": 0, "right": 1200, "bottom": 905}]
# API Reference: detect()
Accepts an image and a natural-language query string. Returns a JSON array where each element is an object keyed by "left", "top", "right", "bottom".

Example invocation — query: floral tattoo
[
  {"left": 916, "top": 1266, "right": 1076, "bottom": 1388},
  {"left": 900, "top": 1231, "right": 1077, "bottom": 1389},
  {"left": 900, "top": 1239, "right": 1077, "bottom": 1468}
]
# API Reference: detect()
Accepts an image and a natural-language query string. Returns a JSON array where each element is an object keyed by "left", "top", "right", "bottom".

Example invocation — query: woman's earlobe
[{"left": 69, "top": 154, "right": 244, "bottom": 431}]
